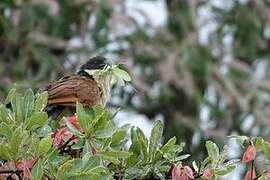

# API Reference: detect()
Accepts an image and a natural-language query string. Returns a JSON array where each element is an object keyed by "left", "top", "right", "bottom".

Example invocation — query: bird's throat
[{"left": 92, "top": 74, "right": 111, "bottom": 106}]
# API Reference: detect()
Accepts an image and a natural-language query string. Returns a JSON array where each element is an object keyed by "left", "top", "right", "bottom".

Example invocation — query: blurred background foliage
[{"left": 1, "top": 0, "right": 270, "bottom": 163}]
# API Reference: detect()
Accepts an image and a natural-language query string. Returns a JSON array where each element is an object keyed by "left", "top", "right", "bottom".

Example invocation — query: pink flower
[
  {"left": 16, "top": 159, "right": 35, "bottom": 179},
  {"left": 51, "top": 127, "right": 74, "bottom": 147},
  {"left": 68, "top": 115, "right": 83, "bottom": 132},
  {"left": 202, "top": 169, "right": 214, "bottom": 180},
  {"left": 172, "top": 165, "right": 194, "bottom": 180},
  {"left": 242, "top": 145, "right": 256, "bottom": 163},
  {"left": 245, "top": 168, "right": 256, "bottom": 180}
]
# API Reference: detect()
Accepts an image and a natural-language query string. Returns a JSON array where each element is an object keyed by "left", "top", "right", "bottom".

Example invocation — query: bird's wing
[{"left": 46, "top": 75, "right": 101, "bottom": 107}]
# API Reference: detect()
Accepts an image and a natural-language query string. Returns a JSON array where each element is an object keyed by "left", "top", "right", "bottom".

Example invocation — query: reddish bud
[
  {"left": 16, "top": 159, "right": 35, "bottom": 179},
  {"left": 68, "top": 115, "right": 83, "bottom": 132},
  {"left": 51, "top": 127, "right": 74, "bottom": 147},
  {"left": 203, "top": 169, "right": 214, "bottom": 180},
  {"left": 245, "top": 169, "right": 256, "bottom": 180},
  {"left": 91, "top": 146, "right": 98, "bottom": 155},
  {"left": 242, "top": 145, "right": 256, "bottom": 163},
  {"left": 172, "top": 165, "right": 194, "bottom": 180}
]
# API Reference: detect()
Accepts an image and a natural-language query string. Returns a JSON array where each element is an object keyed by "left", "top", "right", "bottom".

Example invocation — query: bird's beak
[{"left": 84, "top": 69, "right": 98, "bottom": 76}]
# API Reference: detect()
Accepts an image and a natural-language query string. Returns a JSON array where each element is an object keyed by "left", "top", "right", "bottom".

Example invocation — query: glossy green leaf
[
  {"left": 263, "top": 142, "right": 270, "bottom": 160},
  {"left": 0, "top": 122, "right": 13, "bottom": 139},
  {"left": 10, "top": 128, "right": 21, "bottom": 160},
  {"left": 175, "top": 154, "right": 190, "bottom": 161},
  {"left": 38, "top": 136, "right": 53, "bottom": 156},
  {"left": 34, "top": 91, "right": 48, "bottom": 112},
  {"left": 24, "top": 89, "right": 34, "bottom": 120},
  {"left": 12, "top": 96, "right": 24, "bottom": 123},
  {"left": 0, "top": 144, "right": 10, "bottom": 160},
  {"left": 76, "top": 102, "right": 92, "bottom": 135},
  {"left": 255, "top": 137, "right": 265, "bottom": 152},
  {"left": 111, "top": 129, "right": 127, "bottom": 146},
  {"left": 101, "top": 138, "right": 111, "bottom": 151},
  {"left": 112, "top": 67, "right": 131, "bottom": 82},
  {"left": 5, "top": 88, "right": 16, "bottom": 105},
  {"left": 215, "top": 164, "right": 236, "bottom": 176},
  {"left": 31, "top": 159, "right": 44, "bottom": 180},
  {"left": 148, "top": 120, "right": 163, "bottom": 161},
  {"left": 160, "top": 136, "right": 177, "bottom": 153},
  {"left": 26, "top": 112, "right": 48, "bottom": 131},
  {"left": 206, "top": 141, "right": 219, "bottom": 165},
  {"left": 102, "top": 155, "right": 120, "bottom": 165},
  {"left": 0, "top": 104, "right": 11, "bottom": 123},
  {"left": 100, "top": 150, "right": 132, "bottom": 158},
  {"left": 138, "top": 133, "right": 148, "bottom": 161}
]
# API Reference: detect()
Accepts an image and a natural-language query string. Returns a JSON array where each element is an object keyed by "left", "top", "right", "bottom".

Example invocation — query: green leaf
[
  {"left": 31, "top": 159, "right": 43, "bottom": 180},
  {"left": 148, "top": 120, "right": 163, "bottom": 161},
  {"left": 175, "top": 154, "right": 190, "bottom": 161},
  {"left": 76, "top": 102, "right": 92, "bottom": 135},
  {"left": 215, "top": 164, "right": 236, "bottom": 176},
  {"left": 58, "top": 159, "right": 78, "bottom": 178},
  {"left": 100, "top": 150, "right": 132, "bottom": 158},
  {"left": 0, "top": 144, "right": 10, "bottom": 160},
  {"left": 101, "top": 138, "right": 111, "bottom": 151},
  {"left": 112, "top": 67, "right": 131, "bottom": 82},
  {"left": 92, "top": 108, "right": 106, "bottom": 127},
  {"left": 34, "top": 91, "right": 48, "bottom": 112},
  {"left": 12, "top": 95, "right": 24, "bottom": 123},
  {"left": 0, "top": 104, "right": 12, "bottom": 123},
  {"left": 24, "top": 89, "right": 34, "bottom": 120},
  {"left": 102, "top": 155, "right": 120, "bottom": 165},
  {"left": 5, "top": 88, "right": 16, "bottom": 105},
  {"left": 255, "top": 137, "right": 265, "bottom": 152},
  {"left": 26, "top": 112, "right": 48, "bottom": 131},
  {"left": 263, "top": 142, "right": 270, "bottom": 160},
  {"left": 129, "top": 127, "right": 142, "bottom": 156},
  {"left": 83, "top": 139, "right": 91, "bottom": 155},
  {"left": 206, "top": 141, "right": 219, "bottom": 165},
  {"left": 201, "top": 157, "right": 211, "bottom": 170},
  {"left": 0, "top": 122, "right": 13, "bottom": 139},
  {"left": 111, "top": 129, "right": 127, "bottom": 146},
  {"left": 160, "top": 136, "right": 177, "bottom": 153},
  {"left": 88, "top": 166, "right": 108, "bottom": 174},
  {"left": 38, "top": 136, "right": 53, "bottom": 156},
  {"left": 10, "top": 128, "right": 21, "bottom": 160},
  {"left": 81, "top": 153, "right": 102, "bottom": 171},
  {"left": 138, "top": 133, "right": 148, "bottom": 161}
]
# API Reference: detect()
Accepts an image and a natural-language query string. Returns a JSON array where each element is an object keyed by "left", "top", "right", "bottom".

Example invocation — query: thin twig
[{"left": 0, "top": 170, "right": 22, "bottom": 174}]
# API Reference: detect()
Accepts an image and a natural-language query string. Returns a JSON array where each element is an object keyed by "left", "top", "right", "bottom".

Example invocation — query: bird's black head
[
  {"left": 77, "top": 56, "right": 109, "bottom": 76},
  {"left": 80, "top": 56, "right": 109, "bottom": 70}
]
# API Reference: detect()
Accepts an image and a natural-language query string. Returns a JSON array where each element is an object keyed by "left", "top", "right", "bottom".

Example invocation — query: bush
[{"left": 0, "top": 88, "right": 270, "bottom": 179}]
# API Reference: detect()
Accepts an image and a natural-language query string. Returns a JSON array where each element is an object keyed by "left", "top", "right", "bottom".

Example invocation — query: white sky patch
[
  {"left": 241, "top": 114, "right": 255, "bottom": 132},
  {"left": 253, "top": 59, "right": 268, "bottom": 81},
  {"left": 197, "top": 5, "right": 217, "bottom": 45},
  {"left": 125, "top": 0, "right": 168, "bottom": 27},
  {"left": 115, "top": 110, "right": 154, "bottom": 139}
]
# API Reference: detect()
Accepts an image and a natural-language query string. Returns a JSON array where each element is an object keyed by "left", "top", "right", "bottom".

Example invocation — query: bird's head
[
  {"left": 77, "top": 56, "right": 110, "bottom": 77},
  {"left": 77, "top": 55, "right": 131, "bottom": 85},
  {"left": 77, "top": 56, "right": 131, "bottom": 106},
  {"left": 77, "top": 56, "right": 112, "bottom": 105}
]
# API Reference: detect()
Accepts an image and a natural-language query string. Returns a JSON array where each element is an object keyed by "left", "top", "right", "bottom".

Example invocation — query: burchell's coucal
[{"left": 45, "top": 56, "right": 112, "bottom": 119}]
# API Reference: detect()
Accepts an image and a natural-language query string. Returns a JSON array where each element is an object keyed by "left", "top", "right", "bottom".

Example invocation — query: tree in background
[{"left": 1, "top": 0, "right": 270, "bottom": 165}]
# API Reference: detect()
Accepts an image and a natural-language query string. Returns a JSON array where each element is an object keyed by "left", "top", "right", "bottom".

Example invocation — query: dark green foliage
[{"left": 1, "top": 1, "right": 270, "bottom": 175}]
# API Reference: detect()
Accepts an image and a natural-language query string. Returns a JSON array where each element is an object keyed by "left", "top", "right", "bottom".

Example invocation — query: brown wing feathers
[{"left": 46, "top": 75, "right": 101, "bottom": 107}]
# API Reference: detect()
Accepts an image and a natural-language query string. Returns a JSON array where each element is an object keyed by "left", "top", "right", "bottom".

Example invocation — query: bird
[{"left": 44, "top": 56, "right": 112, "bottom": 119}]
